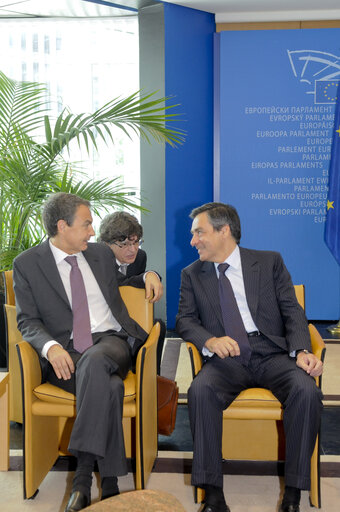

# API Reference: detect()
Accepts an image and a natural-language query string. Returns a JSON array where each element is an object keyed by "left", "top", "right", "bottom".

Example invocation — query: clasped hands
[{"left": 296, "top": 351, "right": 323, "bottom": 377}]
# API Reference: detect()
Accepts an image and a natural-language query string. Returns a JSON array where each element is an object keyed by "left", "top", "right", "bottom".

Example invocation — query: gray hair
[{"left": 42, "top": 193, "right": 91, "bottom": 238}]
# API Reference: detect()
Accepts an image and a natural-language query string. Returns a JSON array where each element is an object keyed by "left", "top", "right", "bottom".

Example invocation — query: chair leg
[
  {"left": 135, "top": 341, "right": 158, "bottom": 490},
  {"left": 195, "top": 486, "right": 205, "bottom": 504},
  {"left": 24, "top": 416, "right": 60, "bottom": 499},
  {"left": 309, "top": 435, "right": 321, "bottom": 508}
]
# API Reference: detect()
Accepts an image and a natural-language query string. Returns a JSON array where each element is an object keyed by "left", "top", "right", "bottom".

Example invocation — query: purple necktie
[
  {"left": 218, "top": 263, "right": 252, "bottom": 365},
  {"left": 65, "top": 256, "right": 93, "bottom": 353}
]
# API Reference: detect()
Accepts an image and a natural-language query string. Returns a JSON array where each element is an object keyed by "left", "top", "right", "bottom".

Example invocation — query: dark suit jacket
[
  {"left": 13, "top": 241, "right": 148, "bottom": 371},
  {"left": 176, "top": 247, "right": 311, "bottom": 355},
  {"left": 116, "top": 250, "right": 162, "bottom": 282},
  {"left": 126, "top": 249, "right": 147, "bottom": 277}
]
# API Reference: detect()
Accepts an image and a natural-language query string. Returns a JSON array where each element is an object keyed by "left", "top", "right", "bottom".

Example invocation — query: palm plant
[{"left": 0, "top": 70, "right": 184, "bottom": 269}]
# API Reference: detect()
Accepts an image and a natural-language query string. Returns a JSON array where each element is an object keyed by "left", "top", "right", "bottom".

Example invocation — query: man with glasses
[
  {"left": 99, "top": 211, "right": 165, "bottom": 374},
  {"left": 98, "top": 212, "right": 146, "bottom": 277}
]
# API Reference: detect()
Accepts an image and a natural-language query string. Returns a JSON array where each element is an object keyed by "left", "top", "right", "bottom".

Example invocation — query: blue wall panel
[
  {"left": 218, "top": 29, "right": 340, "bottom": 320},
  {"left": 163, "top": 3, "right": 215, "bottom": 328}
]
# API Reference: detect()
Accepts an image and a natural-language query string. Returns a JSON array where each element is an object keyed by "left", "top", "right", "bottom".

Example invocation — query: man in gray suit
[
  {"left": 13, "top": 193, "right": 162, "bottom": 512},
  {"left": 176, "top": 202, "right": 323, "bottom": 512}
]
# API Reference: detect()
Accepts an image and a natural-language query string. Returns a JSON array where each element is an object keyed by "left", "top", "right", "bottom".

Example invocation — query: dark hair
[
  {"left": 98, "top": 211, "right": 143, "bottom": 244},
  {"left": 42, "top": 193, "right": 91, "bottom": 238},
  {"left": 190, "top": 202, "right": 241, "bottom": 244}
]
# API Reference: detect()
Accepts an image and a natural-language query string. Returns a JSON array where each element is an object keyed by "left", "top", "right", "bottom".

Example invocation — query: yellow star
[
  {"left": 327, "top": 200, "right": 335, "bottom": 210},
  {"left": 336, "top": 126, "right": 340, "bottom": 137}
]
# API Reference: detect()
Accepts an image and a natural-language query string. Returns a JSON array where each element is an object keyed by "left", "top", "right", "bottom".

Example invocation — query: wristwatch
[{"left": 296, "top": 349, "right": 310, "bottom": 356}]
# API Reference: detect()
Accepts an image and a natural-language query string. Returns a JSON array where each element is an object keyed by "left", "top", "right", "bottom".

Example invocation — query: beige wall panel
[
  {"left": 301, "top": 20, "right": 340, "bottom": 28},
  {"left": 217, "top": 20, "right": 340, "bottom": 32},
  {"left": 216, "top": 21, "right": 300, "bottom": 31}
]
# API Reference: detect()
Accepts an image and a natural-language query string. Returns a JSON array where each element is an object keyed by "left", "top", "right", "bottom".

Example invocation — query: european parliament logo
[{"left": 287, "top": 49, "right": 340, "bottom": 104}]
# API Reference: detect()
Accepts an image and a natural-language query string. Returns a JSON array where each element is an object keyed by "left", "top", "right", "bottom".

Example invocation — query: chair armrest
[
  {"left": 134, "top": 321, "right": 160, "bottom": 489},
  {"left": 3, "top": 270, "right": 15, "bottom": 305},
  {"left": 186, "top": 342, "right": 203, "bottom": 378},
  {"left": 135, "top": 322, "right": 160, "bottom": 394},
  {"left": 308, "top": 323, "right": 326, "bottom": 389},
  {"left": 16, "top": 340, "right": 43, "bottom": 394},
  {"left": 4, "top": 304, "right": 23, "bottom": 422},
  {"left": 308, "top": 324, "right": 326, "bottom": 361},
  {"left": 119, "top": 286, "right": 153, "bottom": 333},
  {"left": 5, "top": 305, "right": 42, "bottom": 393}
]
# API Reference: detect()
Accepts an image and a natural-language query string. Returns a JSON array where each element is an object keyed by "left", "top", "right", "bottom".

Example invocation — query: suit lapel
[
  {"left": 83, "top": 247, "right": 112, "bottom": 304},
  {"left": 197, "top": 261, "right": 224, "bottom": 330},
  {"left": 83, "top": 246, "right": 146, "bottom": 340},
  {"left": 240, "top": 247, "right": 260, "bottom": 320},
  {"left": 37, "top": 241, "right": 70, "bottom": 306}
]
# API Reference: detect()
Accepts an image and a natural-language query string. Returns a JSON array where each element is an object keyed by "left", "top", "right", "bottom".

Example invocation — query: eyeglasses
[{"left": 113, "top": 239, "right": 143, "bottom": 249}]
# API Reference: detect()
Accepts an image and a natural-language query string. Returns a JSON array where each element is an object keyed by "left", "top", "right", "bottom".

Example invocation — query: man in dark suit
[
  {"left": 176, "top": 202, "right": 323, "bottom": 512},
  {"left": 99, "top": 211, "right": 165, "bottom": 374},
  {"left": 13, "top": 193, "right": 162, "bottom": 512}
]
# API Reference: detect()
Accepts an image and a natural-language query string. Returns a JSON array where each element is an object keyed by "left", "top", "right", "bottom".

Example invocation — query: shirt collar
[
  {"left": 49, "top": 239, "right": 83, "bottom": 265},
  {"left": 214, "top": 245, "right": 240, "bottom": 272},
  {"left": 115, "top": 258, "right": 129, "bottom": 268}
]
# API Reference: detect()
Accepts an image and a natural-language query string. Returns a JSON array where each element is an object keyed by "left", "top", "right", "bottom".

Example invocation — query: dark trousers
[
  {"left": 188, "top": 334, "right": 323, "bottom": 490},
  {"left": 46, "top": 331, "right": 132, "bottom": 477}
]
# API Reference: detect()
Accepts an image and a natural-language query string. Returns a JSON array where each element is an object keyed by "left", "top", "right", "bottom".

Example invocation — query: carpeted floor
[{"left": 1, "top": 470, "right": 340, "bottom": 512}]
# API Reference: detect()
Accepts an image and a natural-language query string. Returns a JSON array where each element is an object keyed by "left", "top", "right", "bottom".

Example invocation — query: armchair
[{"left": 6, "top": 285, "right": 159, "bottom": 499}]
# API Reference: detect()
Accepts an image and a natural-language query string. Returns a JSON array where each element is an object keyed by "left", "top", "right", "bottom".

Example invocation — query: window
[{"left": 0, "top": 17, "right": 140, "bottom": 198}]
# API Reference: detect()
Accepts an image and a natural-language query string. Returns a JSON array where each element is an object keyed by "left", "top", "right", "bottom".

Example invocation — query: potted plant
[{"left": 0, "top": 70, "right": 184, "bottom": 270}]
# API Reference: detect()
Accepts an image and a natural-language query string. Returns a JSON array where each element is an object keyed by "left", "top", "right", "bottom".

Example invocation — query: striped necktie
[{"left": 218, "top": 263, "right": 252, "bottom": 365}]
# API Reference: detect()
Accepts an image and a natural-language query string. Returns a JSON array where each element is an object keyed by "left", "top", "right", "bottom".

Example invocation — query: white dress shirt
[{"left": 42, "top": 240, "right": 122, "bottom": 359}]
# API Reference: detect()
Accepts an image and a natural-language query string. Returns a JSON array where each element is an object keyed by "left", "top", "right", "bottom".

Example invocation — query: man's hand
[
  {"left": 205, "top": 336, "right": 241, "bottom": 359},
  {"left": 47, "top": 345, "right": 75, "bottom": 380},
  {"left": 145, "top": 272, "right": 163, "bottom": 303},
  {"left": 296, "top": 351, "right": 323, "bottom": 377}
]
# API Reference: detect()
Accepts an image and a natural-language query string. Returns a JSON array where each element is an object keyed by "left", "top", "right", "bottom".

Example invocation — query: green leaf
[{"left": 0, "top": 70, "right": 185, "bottom": 269}]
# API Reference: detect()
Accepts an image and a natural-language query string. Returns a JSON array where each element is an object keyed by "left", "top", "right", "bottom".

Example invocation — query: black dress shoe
[
  {"left": 201, "top": 503, "right": 231, "bottom": 512},
  {"left": 64, "top": 491, "right": 90, "bottom": 512},
  {"left": 279, "top": 504, "right": 300, "bottom": 512}
]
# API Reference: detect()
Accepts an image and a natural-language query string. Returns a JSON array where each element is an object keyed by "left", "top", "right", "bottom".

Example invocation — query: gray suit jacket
[
  {"left": 13, "top": 241, "right": 148, "bottom": 369},
  {"left": 176, "top": 247, "right": 311, "bottom": 355}
]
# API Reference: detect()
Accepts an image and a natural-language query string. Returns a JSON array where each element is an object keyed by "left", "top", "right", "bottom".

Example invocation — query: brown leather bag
[{"left": 157, "top": 375, "right": 179, "bottom": 436}]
